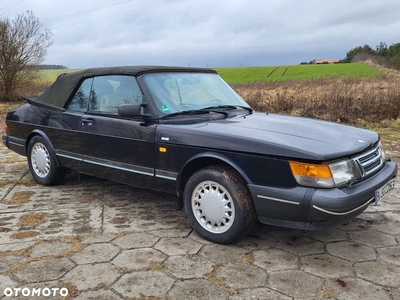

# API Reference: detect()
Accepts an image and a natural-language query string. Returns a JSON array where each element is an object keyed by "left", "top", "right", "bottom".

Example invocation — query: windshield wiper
[
  {"left": 201, "top": 105, "right": 253, "bottom": 113},
  {"left": 161, "top": 109, "right": 211, "bottom": 119},
  {"left": 162, "top": 109, "right": 228, "bottom": 118},
  {"left": 161, "top": 105, "right": 252, "bottom": 119}
]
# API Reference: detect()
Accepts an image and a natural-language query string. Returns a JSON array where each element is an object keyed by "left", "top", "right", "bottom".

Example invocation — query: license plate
[{"left": 375, "top": 178, "right": 396, "bottom": 205}]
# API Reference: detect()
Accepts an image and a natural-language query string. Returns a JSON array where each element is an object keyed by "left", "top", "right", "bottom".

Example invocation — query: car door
[
  {"left": 51, "top": 78, "right": 93, "bottom": 169},
  {"left": 78, "top": 75, "right": 156, "bottom": 189}
]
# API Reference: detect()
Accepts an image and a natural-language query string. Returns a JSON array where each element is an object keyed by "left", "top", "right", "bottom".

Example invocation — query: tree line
[
  {"left": 344, "top": 42, "right": 400, "bottom": 69},
  {"left": 301, "top": 42, "right": 400, "bottom": 67},
  {"left": 37, "top": 64, "right": 68, "bottom": 70}
]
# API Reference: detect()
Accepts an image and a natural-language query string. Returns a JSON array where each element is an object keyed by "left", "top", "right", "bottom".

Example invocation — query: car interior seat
[
  {"left": 100, "top": 92, "right": 129, "bottom": 113},
  {"left": 90, "top": 77, "right": 115, "bottom": 110}
]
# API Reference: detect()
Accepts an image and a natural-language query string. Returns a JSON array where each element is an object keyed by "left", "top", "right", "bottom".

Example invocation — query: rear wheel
[
  {"left": 184, "top": 165, "right": 256, "bottom": 244},
  {"left": 27, "top": 136, "right": 65, "bottom": 185}
]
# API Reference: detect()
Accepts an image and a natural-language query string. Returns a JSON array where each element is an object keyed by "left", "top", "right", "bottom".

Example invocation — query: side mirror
[{"left": 118, "top": 103, "right": 143, "bottom": 118}]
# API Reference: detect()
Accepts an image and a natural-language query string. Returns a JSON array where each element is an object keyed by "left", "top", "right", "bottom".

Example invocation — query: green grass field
[
  {"left": 40, "top": 62, "right": 381, "bottom": 84},
  {"left": 215, "top": 62, "right": 381, "bottom": 83},
  {"left": 40, "top": 69, "right": 82, "bottom": 82}
]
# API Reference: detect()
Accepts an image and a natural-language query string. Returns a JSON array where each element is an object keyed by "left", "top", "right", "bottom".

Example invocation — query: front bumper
[{"left": 249, "top": 160, "right": 397, "bottom": 230}]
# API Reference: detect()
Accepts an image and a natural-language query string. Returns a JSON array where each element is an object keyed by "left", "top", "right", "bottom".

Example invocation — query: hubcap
[
  {"left": 191, "top": 180, "right": 235, "bottom": 234},
  {"left": 31, "top": 142, "right": 51, "bottom": 178}
]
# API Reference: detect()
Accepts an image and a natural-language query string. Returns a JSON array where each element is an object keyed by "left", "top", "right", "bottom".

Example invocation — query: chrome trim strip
[
  {"left": 156, "top": 174, "right": 177, "bottom": 180},
  {"left": 257, "top": 195, "right": 300, "bottom": 205},
  {"left": 9, "top": 141, "right": 24, "bottom": 148},
  {"left": 57, "top": 151, "right": 155, "bottom": 177},
  {"left": 313, "top": 197, "right": 373, "bottom": 216},
  {"left": 83, "top": 157, "right": 154, "bottom": 177},
  {"left": 155, "top": 170, "right": 178, "bottom": 181},
  {"left": 57, "top": 152, "right": 83, "bottom": 161}
]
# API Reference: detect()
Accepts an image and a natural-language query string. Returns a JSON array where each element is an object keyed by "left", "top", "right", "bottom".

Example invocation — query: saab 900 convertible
[{"left": 3, "top": 66, "right": 397, "bottom": 244}]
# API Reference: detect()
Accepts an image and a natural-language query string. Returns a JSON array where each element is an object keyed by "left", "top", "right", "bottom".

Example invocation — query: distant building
[{"left": 312, "top": 59, "right": 340, "bottom": 64}]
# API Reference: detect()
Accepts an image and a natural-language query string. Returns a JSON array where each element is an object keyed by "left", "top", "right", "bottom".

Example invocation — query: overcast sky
[{"left": 1, "top": 0, "right": 399, "bottom": 68}]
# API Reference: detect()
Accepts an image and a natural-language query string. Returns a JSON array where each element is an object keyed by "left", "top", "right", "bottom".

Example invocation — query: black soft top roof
[{"left": 33, "top": 65, "right": 217, "bottom": 108}]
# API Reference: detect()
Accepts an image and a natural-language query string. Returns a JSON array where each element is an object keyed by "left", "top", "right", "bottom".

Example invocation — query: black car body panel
[
  {"left": 2, "top": 66, "right": 397, "bottom": 242},
  {"left": 155, "top": 112, "right": 379, "bottom": 161}
]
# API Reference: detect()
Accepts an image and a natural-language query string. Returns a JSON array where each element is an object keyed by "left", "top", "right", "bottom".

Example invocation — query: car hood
[{"left": 156, "top": 112, "right": 379, "bottom": 161}]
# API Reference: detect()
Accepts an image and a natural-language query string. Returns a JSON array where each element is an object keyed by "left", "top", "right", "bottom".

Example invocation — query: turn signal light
[
  {"left": 4, "top": 123, "right": 10, "bottom": 134},
  {"left": 289, "top": 161, "right": 332, "bottom": 178}
]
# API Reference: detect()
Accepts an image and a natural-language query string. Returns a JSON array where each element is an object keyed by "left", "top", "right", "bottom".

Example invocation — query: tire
[
  {"left": 184, "top": 165, "right": 256, "bottom": 244},
  {"left": 27, "top": 135, "right": 66, "bottom": 185}
]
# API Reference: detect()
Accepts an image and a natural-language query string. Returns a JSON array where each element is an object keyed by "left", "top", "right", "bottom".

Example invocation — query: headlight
[
  {"left": 329, "top": 159, "right": 360, "bottom": 186},
  {"left": 289, "top": 159, "right": 361, "bottom": 188}
]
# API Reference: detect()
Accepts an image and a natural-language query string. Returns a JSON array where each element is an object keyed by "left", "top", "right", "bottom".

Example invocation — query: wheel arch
[
  {"left": 176, "top": 152, "right": 251, "bottom": 209},
  {"left": 25, "top": 130, "right": 60, "bottom": 167}
]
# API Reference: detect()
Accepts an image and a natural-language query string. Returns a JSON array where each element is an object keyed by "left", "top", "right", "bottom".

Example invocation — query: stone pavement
[{"left": 0, "top": 142, "right": 399, "bottom": 300}]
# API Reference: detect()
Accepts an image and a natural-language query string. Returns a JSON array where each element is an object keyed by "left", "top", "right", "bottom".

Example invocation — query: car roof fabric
[{"left": 34, "top": 65, "right": 217, "bottom": 108}]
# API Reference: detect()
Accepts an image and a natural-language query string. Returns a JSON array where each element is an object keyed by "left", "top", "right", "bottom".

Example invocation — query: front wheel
[
  {"left": 184, "top": 166, "right": 256, "bottom": 244},
  {"left": 27, "top": 135, "right": 65, "bottom": 185}
]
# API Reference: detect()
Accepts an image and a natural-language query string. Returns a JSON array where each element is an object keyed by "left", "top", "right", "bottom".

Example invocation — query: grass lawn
[
  {"left": 40, "top": 63, "right": 381, "bottom": 84},
  {"left": 40, "top": 69, "right": 82, "bottom": 82},
  {"left": 215, "top": 63, "right": 381, "bottom": 83}
]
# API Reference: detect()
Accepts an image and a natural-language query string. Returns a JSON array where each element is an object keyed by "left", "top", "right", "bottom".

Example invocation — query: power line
[
  {"left": 42, "top": 0, "right": 132, "bottom": 23},
  {"left": 50, "top": 0, "right": 180, "bottom": 30},
  {"left": 0, "top": 0, "right": 25, "bottom": 11}
]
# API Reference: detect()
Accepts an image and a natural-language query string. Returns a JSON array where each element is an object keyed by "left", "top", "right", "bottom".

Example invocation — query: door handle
[{"left": 81, "top": 118, "right": 95, "bottom": 126}]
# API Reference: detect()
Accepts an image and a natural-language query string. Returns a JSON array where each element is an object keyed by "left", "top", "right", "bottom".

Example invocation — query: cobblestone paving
[{"left": 0, "top": 142, "right": 399, "bottom": 299}]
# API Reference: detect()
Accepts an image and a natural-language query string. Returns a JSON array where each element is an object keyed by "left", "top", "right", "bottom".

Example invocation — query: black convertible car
[{"left": 3, "top": 66, "right": 397, "bottom": 244}]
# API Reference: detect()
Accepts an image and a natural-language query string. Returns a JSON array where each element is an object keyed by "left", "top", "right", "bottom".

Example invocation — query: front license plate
[{"left": 375, "top": 178, "right": 396, "bottom": 205}]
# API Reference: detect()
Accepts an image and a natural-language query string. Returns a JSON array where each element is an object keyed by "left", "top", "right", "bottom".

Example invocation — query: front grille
[{"left": 354, "top": 145, "right": 384, "bottom": 178}]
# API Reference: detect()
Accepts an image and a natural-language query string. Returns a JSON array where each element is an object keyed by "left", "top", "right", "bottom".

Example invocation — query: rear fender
[{"left": 26, "top": 130, "right": 61, "bottom": 167}]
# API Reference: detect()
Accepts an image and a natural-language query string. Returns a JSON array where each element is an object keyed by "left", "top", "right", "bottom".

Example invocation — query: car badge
[{"left": 358, "top": 139, "right": 365, "bottom": 143}]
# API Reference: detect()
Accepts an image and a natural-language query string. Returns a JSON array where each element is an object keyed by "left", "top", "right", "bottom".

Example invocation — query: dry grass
[
  {"left": 60, "top": 236, "right": 85, "bottom": 257},
  {"left": 16, "top": 178, "right": 37, "bottom": 187},
  {"left": 77, "top": 194, "right": 96, "bottom": 202},
  {"left": 16, "top": 81, "right": 52, "bottom": 98},
  {"left": 233, "top": 63, "right": 400, "bottom": 151},
  {"left": 235, "top": 75, "right": 400, "bottom": 123},
  {"left": 0, "top": 180, "right": 13, "bottom": 187},
  {"left": 7, "top": 191, "right": 34, "bottom": 205},
  {"left": 205, "top": 263, "right": 225, "bottom": 286},
  {"left": 10, "top": 231, "right": 39, "bottom": 239},
  {"left": 243, "top": 252, "right": 254, "bottom": 263},
  {"left": 19, "top": 212, "right": 46, "bottom": 227}
]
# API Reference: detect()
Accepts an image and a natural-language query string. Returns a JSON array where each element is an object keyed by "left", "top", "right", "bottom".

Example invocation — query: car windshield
[{"left": 142, "top": 72, "right": 250, "bottom": 115}]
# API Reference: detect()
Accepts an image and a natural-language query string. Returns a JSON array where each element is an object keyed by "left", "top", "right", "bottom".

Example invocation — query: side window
[
  {"left": 89, "top": 75, "right": 142, "bottom": 114},
  {"left": 67, "top": 78, "right": 93, "bottom": 111}
]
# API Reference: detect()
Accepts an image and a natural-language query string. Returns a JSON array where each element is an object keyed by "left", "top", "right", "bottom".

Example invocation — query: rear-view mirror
[{"left": 118, "top": 103, "right": 142, "bottom": 118}]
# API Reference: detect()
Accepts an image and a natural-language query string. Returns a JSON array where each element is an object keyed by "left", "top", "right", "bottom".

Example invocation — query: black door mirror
[{"left": 118, "top": 103, "right": 142, "bottom": 118}]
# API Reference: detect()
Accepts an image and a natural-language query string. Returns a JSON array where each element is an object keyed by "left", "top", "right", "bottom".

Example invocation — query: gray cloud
[{"left": 1, "top": 0, "right": 399, "bottom": 68}]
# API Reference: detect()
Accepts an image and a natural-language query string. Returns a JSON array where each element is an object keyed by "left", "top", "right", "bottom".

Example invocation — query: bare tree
[{"left": 0, "top": 11, "right": 53, "bottom": 101}]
